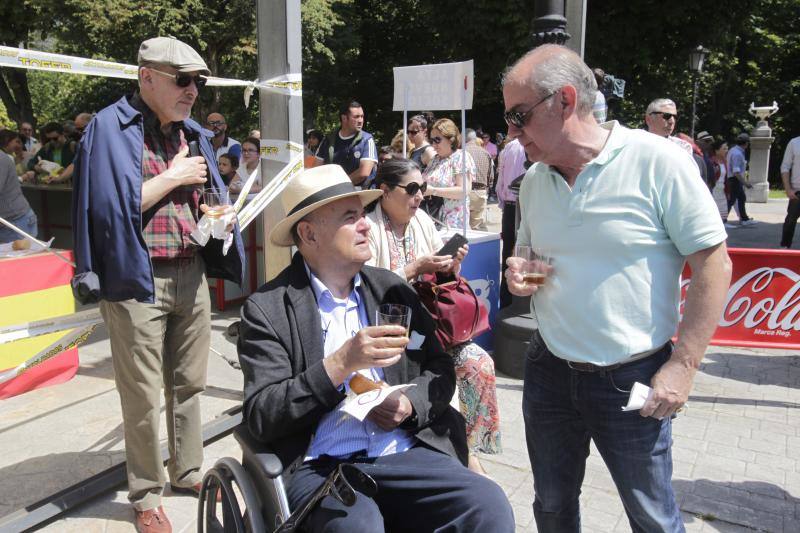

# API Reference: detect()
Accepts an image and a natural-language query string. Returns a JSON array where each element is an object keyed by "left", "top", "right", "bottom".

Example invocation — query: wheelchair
[{"left": 198, "top": 425, "right": 376, "bottom": 533}]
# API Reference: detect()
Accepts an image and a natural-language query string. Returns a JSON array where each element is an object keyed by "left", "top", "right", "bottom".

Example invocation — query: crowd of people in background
[
  {"left": 301, "top": 103, "right": 513, "bottom": 234},
  {"left": 0, "top": 80, "right": 792, "bottom": 251}
]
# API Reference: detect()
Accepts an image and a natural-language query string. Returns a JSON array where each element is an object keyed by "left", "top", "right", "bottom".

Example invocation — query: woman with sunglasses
[
  {"left": 365, "top": 158, "right": 502, "bottom": 475},
  {"left": 407, "top": 114, "right": 436, "bottom": 171},
  {"left": 422, "top": 118, "right": 476, "bottom": 228},
  {"left": 229, "top": 136, "right": 262, "bottom": 193}
]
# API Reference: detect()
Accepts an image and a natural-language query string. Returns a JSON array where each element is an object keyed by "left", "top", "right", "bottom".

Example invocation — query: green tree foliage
[{"left": 584, "top": 0, "right": 800, "bottom": 184}]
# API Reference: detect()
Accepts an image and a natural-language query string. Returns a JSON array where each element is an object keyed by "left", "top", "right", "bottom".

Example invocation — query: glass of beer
[
  {"left": 514, "top": 245, "right": 552, "bottom": 286},
  {"left": 376, "top": 304, "right": 412, "bottom": 335},
  {"left": 204, "top": 191, "right": 231, "bottom": 219}
]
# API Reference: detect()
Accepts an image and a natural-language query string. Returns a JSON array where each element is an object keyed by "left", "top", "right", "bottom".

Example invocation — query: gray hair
[
  {"left": 502, "top": 45, "right": 597, "bottom": 116},
  {"left": 465, "top": 128, "right": 477, "bottom": 142},
  {"left": 646, "top": 98, "right": 676, "bottom": 115}
]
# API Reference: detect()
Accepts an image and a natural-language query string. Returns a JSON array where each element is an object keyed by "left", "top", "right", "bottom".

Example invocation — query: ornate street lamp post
[
  {"left": 688, "top": 45, "right": 708, "bottom": 138},
  {"left": 531, "top": 0, "right": 570, "bottom": 46}
]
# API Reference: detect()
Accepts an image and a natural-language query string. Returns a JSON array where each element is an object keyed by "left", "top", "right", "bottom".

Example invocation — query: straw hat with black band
[{"left": 270, "top": 165, "right": 382, "bottom": 247}]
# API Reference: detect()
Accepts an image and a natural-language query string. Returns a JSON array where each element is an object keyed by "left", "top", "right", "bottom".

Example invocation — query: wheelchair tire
[{"left": 198, "top": 457, "right": 266, "bottom": 533}]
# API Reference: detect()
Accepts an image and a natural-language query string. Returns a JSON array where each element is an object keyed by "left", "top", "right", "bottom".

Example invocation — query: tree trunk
[{"left": 0, "top": 68, "right": 35, "bottom": 127}]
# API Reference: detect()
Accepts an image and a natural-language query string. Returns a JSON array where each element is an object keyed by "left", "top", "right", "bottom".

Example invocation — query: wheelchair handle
[{"left": 274, "top": 463, "right": 377, "bottom": 533}]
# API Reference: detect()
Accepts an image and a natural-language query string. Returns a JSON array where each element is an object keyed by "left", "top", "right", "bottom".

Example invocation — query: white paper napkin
[
  {"left": 341, "top": 384, "right": 417, "bottom": 421},
  {"left": 191, "top": 211, "right": 235, "bottom": 255},
  {"left": 621, "top": 382, "right": 653, "bottom": 411}
]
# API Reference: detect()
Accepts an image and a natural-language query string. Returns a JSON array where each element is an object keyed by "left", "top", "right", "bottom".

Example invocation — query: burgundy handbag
[{"left": 413, "top": 272, "right": 490, "bottom": 350}]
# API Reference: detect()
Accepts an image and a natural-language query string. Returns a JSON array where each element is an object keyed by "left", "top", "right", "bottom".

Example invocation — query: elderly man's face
[
  {"left": 301, "top": 196, "right": 371, "bottom": 266},
  {"left": 645, "top": 104, "right": 678, "bottom": 137},
  {"left": 20, "top": 123, "right": 34, "bottom": 138},
  {"left": 206, "top": 113, "right": 227, "bottom": 136},
  {"left": 140, "top": 65, "right": 201, "bottom": 124},
  {"left": 503, "top": 81, "right": 560, "bottom": 165}
]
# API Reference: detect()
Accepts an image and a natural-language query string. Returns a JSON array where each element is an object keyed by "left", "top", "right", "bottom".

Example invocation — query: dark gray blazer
[{"left": 238, "top": 252, "right": 468, "bottom": 472}]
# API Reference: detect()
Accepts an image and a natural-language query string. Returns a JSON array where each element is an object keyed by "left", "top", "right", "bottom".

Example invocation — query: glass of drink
[
  {"left": 204, "top": 191, "right": 230, "bottom": 219},
  {"left": 376, "top": 304, "right": 411, "bottom": 335},
  {"left": 514, "top": 245, "right": 552, "bottom": 286}
]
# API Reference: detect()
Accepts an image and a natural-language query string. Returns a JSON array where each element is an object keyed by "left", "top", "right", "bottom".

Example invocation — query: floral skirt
[{"left": 448, "top": 342, "right": 502, "bottom": 454}]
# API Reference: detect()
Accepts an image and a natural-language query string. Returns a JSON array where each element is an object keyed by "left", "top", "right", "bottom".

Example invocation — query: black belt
[
  {"left": 472, "top": 183, "right": 487, "bottom": 190},
  {"left": 564, "top": 343, "right": 670, "bottom": 373}
]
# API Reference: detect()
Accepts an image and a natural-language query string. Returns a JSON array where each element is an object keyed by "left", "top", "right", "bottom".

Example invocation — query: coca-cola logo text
[{"left": 682, "top": 267, "right": 800, "bottom": 335}]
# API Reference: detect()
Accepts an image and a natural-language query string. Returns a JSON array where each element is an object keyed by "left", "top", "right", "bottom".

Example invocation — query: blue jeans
[
  {"left": 0, "top": 208, "right": 38, "bottom": 243},
  {"left": 286, "top": 445, "right": 514, "bottom": 533},
  {"left": 523, "top": 332, "right": 684, "bottom": 533}
]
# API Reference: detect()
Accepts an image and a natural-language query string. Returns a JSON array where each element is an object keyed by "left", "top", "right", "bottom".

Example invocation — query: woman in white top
[
  {"left": 365, "top": 158, "right": 502, "bottom": 475},
  {"left": 230, "top": 136, "right": 262, "bottom": 193},
  {"left": 422, "top": 118, "right": 476, "bottom": 229}
]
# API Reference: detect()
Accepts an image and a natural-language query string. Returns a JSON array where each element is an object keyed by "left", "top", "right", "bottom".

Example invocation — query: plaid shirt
[
  {"left": 465, "top": 143, "right": 492, "bottom": 186},
  {"left": 132, "top": 95, "right": 201, "bottom": 258}
]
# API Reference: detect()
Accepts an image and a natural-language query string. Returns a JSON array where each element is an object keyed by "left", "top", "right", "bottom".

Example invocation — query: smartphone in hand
[{"left": 437, "top": 233, "right": 468, "bottom": 257}]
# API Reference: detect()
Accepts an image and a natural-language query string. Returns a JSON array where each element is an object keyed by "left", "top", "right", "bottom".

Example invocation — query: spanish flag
[{"left": 0, "top": 251, "right": 80, "bottom": 399}]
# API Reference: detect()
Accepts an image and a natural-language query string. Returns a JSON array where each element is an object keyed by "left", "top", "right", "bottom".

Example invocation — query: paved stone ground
[{"left": 2, "top": 198, "right": 798, "bottom": 532}]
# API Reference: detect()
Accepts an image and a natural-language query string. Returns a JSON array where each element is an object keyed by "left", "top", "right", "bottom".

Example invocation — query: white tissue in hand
[
  {"left": 191, "top": 212, "right": 235, "bottom": 255},
  {"left": 621, "top": 382, "right": 653, "bottom": 411}
]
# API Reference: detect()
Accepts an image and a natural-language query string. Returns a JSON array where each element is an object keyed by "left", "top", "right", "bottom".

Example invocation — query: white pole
[
  {"left": 461, "top": 76, "right": 468, "bottom": 234},
  {"left": 403, "top": 84, "right": 409, "bottom": 158}
]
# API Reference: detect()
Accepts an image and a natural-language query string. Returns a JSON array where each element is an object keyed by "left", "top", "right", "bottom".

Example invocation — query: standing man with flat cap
[{"left": 72, "top": 36, "right": 244, "bottom": 533}]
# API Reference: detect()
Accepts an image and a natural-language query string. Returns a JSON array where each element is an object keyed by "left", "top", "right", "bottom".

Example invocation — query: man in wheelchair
[{"left": 237, "top": 165, "right": 514, "bottom": 532}]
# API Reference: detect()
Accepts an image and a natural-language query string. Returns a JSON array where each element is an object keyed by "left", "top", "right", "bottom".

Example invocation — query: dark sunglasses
[
  {"left": 206, "top": 120, "right": 225, "bottom": 127},
  {"left": 407, "top": 128, "right": 421, "bottom": 135},
  {"left": 45, "top": 135, "right": 61, "bottom": 142},
  {"left": 650, "top": 111, "right": 677, "bottom": 121},
  {"left": 150, "top": 67, "right": 208, "bottom": 89},
  {"left": 431, "top": 136, "right": 445, "bottom": 145},
  {"left": 503, "top": 91, "right": 556, "bottom": 129},
  {"left": 395, "top": 181, "right": 427, "bottom": 195}
]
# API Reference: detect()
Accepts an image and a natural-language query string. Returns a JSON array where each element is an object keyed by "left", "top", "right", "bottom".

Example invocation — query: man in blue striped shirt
[{"left": 238, "top": 164, "right": 514, "bottom": 533}]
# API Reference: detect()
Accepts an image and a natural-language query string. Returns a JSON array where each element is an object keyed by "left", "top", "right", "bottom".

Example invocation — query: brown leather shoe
[{"left": 135, "top": 505, "right": 172, "bottom": 533}]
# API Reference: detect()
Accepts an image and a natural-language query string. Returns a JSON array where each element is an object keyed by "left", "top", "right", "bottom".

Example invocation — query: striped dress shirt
[{"left": 304, "top": 263, "right": 416, "bottom": 461}]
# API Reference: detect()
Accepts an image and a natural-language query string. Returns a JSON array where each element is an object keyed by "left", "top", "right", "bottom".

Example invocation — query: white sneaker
[
  {"left": 724, "top": 223, "right": 738, "bottom": 229},
  {"left": 741, "top": 219, "right": 758, "bottom": 226}
]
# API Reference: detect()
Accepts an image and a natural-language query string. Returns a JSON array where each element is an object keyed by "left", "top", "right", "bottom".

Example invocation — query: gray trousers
[{"left": 99, "top": 255, "right": 210, "bottom": 511}]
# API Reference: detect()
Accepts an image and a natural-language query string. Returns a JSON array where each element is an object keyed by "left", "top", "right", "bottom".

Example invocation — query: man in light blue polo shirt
[{"left": 502, "top": 45, "right": 732, "bottom": 533}]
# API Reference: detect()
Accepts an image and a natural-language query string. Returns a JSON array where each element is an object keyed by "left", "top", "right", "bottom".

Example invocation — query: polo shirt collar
[{"left": 587, "top": 120, "right": 626, "bottom": 167}]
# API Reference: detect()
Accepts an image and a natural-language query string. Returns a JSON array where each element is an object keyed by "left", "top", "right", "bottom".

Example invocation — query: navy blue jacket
[{"left": 71, "top": 95, "right": 245, "bottom": 303}]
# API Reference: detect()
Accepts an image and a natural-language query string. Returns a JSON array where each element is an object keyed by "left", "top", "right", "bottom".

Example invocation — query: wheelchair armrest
[{"left": 234, "top": 425, "right": 286, "bottom": 479}]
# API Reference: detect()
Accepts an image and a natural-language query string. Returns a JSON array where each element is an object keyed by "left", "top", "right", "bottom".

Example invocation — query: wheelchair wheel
[{"left": 198, "top": 457, "right": 266, "bottom": 533}]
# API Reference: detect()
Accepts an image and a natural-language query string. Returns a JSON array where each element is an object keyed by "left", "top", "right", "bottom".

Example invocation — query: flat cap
[
  {"left": 137, "top": 36, "right": 210, "bottom": 76},
  {"left": 736, "top": 132, "right": 751, "bottom": 143}
]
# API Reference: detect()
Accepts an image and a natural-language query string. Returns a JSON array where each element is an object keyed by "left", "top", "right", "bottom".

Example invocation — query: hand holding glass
[
  {"left": 204, "top": 191, "right": 231, "bottom": 219},
  {"left": 513, "top": 245, "right": 552, "bottom": 286},
  {"left": 376, "top": 304, "right": 411, "bottom": 335}
]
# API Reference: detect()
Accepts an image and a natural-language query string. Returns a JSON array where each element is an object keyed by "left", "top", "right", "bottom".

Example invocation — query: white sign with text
[{"left": 392, "top": 61, "right": 474, "bottom": 111}]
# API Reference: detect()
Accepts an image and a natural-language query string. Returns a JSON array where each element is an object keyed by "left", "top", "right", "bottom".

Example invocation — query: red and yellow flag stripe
[{"left": 0, "top": 251, "right": 79, "bottom": 399}]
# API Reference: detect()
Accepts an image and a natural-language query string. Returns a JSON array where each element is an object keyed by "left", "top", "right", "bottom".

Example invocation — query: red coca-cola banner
[{"left": 681, "top": 248, "right": 800, "bottom": 349}]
